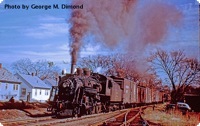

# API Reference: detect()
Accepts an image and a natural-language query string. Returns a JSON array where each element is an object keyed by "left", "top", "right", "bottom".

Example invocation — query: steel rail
[
  {"left": 120, "top": 110, "right": 140, "bottom": 126},
  {"left": 89, "top": 109, "right": 130, "bottom": 126}
]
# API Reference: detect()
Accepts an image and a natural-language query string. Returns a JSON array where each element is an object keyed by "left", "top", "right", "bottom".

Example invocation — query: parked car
[{"left": 177, "top": 102, "right": 191, "bottom": 111}]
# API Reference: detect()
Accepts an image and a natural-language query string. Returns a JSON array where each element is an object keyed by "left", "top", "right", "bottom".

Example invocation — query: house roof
[
  {"left": 0, "top": 67, "right": 21, "bottom": 84},
  {"left": 16, "top": 73, "right": 51, "bottom": 89},
  {"left": 43, "top": 79, "right": 57, "bottom": 87}
]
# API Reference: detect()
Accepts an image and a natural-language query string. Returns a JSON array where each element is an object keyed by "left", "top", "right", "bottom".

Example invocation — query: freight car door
[
  {"left": 130, "top": 81, "right": 137, "bottom": 103},
  {"left": 110, "top": 81, "right": 122, "bottom": 102},
  {"left": 123, "top": 79, "right": 131, "bottom": 104},
  {"left": 112, "top": 80, "right": 124, "bottom": 103}
]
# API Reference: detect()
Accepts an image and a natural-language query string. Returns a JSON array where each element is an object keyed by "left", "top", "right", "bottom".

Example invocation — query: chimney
[
  {"left": 31, "top": 73, "right": 34, "bottom": 76},
  {"left": 0, "top": 63, "right": 2, "bottom": 69},
  {"left": 70, "top": 64, "right": 76, "bottom": 74}
]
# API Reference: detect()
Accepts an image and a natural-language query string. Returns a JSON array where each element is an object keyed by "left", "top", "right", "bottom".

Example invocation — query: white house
[
  {"left": 0, "top": 63, "right": 21, "bottom": 101},
  {"left": 15, "top": 73, "right": 51, "bottom": 102}
]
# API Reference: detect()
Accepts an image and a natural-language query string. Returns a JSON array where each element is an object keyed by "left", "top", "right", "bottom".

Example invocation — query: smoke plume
[{"left": 70, "top": 0, "right": 182, "bottom": 65}]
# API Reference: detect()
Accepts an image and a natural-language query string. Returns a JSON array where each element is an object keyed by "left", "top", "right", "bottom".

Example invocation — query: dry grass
[{"left": 142, "top": 103, "right": 200, "bottom": 126}]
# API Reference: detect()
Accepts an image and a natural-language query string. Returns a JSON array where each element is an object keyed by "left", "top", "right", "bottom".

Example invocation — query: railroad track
[
  {"left": 2, "top": 106, "right": 155, "bottom": 126},
  {"left": 1, "top": 109, "right": 128, "bottom": 126},
  {"left": 90, "top": 107, "right": 148, "bottom": 126}
]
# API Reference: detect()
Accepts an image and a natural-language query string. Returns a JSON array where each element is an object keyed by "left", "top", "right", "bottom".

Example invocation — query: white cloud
[
  {"left": 80, "top": 44, "right": 110, "bottom": 56},
  {"left": 25, "top": 23, "right": 69, "bottom": 39},
  {"left": 0, "top": 44, "right": 50, "bottom": 49},
  {"left": 17, "top": 50, "right": 68, "bottom": 57},
  {"left": 2, "top": 50, "right": 70, "bottom": 63},
  {"left": 38, "top": 15, "right": 65, "bottom": 22},
  {"left": 82, "top": 44, "right": 101, "bottom": 52},
  {"left": 57, "top": 43, "right": 70, "bottom": 51}
]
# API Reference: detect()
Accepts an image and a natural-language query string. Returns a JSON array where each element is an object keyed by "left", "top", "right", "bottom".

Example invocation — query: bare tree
[
  {"left": 12, "top": 58, "right": 61, "bottom": 80},
  {"left": 148, "top": 49, "right": 200, "bottom": 103},
  {"left": 78, "top": 54, "right": 161, "bottom": 86},
  {"left": 11, "top": 58, "right": 33, "bottom": 75},
  {"left": 78, "top": 54, "right": 139, "bottom": 78},
  {"left": 78, "top": 55, "right": 110, "bottom": 73}
]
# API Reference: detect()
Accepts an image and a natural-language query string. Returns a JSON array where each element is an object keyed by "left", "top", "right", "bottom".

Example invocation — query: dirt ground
[
  {"left": 142, "top": 103, "right": 200, "bottom": 126},
  {"left": 0, "top": 109, "right": 32, "bottom": 122},
  {"left": 0, "top": 101, "right": 50, "bottom": 122}
]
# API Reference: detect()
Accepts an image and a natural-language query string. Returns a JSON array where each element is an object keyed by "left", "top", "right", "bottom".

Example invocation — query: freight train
[{"left": 47, "top": 68, "right": 165, "bottom": 117}]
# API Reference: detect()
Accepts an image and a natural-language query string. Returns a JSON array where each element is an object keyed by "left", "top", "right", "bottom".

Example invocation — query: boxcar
[{"left": 111, "top": 76, "right": 137, "bottom": 106}]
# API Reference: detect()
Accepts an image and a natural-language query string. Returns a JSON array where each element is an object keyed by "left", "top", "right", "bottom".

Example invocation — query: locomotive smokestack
[
  {"left": 70, "top": 43, "right": 77, "bottom": 74},
  {"left": 71, "top": 64, "right": 76, "bottom": 74}
]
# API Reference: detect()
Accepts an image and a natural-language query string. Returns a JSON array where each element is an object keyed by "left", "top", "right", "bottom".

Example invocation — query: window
[
  {"left": 5, "top": 84, "right": 8, "bottom": 90},
  {"left": 35, "top": 89, "right": 37, "bottom": 96},
  {"left": 13, "top": 84, "right": 18, "bottom": 90},
  {"left": 45, "top": 90, "right": 48, "bottom": 95},
  {"left": 40, "top": 89, "right": 42, "bottom": 95},
  {"left": 21, "top": 88, "right": 26, "bottom": 96},
  {"left": 16, "top": 85, "right": 18, "bottom": 90}
]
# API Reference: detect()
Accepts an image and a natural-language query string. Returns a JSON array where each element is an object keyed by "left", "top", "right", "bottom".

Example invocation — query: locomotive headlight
[
  {"left": 62, "top": 82, "right": 68, "bottom": 88},
  {"left": 62, "top": 79, "right": 72, "bottom": 88}
]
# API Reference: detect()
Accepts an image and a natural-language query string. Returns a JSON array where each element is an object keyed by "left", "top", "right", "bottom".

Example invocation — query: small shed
[{"left": 184, "top": 94, "right": 200, "bottom": 112}]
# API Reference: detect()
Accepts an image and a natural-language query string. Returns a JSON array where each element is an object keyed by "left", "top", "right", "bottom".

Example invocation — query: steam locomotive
[{"left": 47, "top": 68, "right": 165, "bottom": 117}]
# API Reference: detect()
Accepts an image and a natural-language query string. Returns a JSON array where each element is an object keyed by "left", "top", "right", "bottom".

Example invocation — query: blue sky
[{"left": 0, "top": 0, "right": 199, "bottom": 72}]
